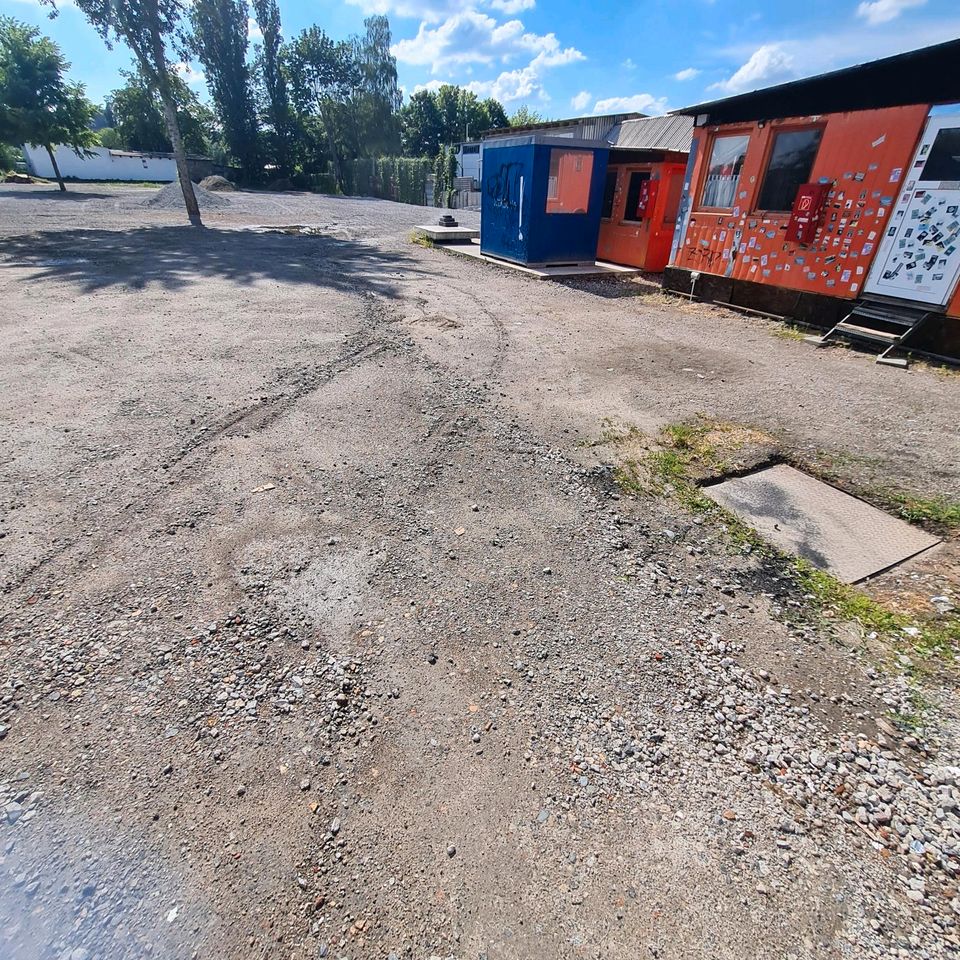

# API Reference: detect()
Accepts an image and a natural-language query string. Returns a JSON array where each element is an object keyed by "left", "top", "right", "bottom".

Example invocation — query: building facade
[{"left": 665, "top": 40, "right": 960, "bottom": 361}]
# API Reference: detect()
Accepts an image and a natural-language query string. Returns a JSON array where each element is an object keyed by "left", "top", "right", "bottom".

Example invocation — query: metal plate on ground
[{"left": 703, "top": 464, "right": 940, "bottom": 583}]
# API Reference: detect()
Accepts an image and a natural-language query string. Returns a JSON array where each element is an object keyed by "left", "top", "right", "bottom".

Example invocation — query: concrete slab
[
  {"left": 415, "top": 225, "right": 479, "bottom": 243},
  {"left": 703, "top": 464, "right": 940, "bottom": 583},
  {"left": 445, "top": 241, "right": 640, "bottom": 279}
]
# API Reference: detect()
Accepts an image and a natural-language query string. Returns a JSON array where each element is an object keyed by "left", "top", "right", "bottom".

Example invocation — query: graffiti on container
[
  {"left": 687, "top": 246, "right": 720, "bottom": 269},
  {"left": 487, "top": 163, "right": 523, "bottom": 209}
]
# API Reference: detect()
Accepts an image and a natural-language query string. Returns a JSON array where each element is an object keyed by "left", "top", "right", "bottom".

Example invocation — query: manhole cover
[{"left": 703, "top": 464, "right": 939, "bottom": 583}]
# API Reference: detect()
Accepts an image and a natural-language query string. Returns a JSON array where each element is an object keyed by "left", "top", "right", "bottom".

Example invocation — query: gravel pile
[
  {"left": 199, "top": 175, "right": 236, "bottom": 192},
  {"left": 143, "top": 181, "right": 230, "bottom": 210}
]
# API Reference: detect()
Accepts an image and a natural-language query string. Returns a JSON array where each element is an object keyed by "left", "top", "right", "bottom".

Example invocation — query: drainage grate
[{"left": 703, "top": 464, "right": 940, "bottom": 583}]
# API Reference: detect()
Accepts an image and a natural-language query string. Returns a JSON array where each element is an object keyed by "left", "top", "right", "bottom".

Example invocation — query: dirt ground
[{"left": 1, "top": 183, "right": 958, "bottom": 960}]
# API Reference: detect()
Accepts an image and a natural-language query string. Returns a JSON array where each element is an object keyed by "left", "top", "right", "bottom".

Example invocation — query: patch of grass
[
  {"left": 786, "top": 558, "right": 956, "bottom": 666},
  {"left": 409, "top": 230, "right": 436, "bottom": 249},
  {"left": 889, "top": 684, "right": 939, "bottom": 734},
  {"left": 913, "top": 359, "right": 960, "bottom": 379},
  {"left": 605, "top": 416, "right": 959, "bottom": 669},
  {"left": 790, "top": 450, "right": 959, "bottom": 533},
  {"left": 772, "top": 324, "right": 807, "bottom": 341},
  {"left": 578, "top": 417, "right": 644, "bottom": 449},
  {"left": 885, "top": 491, "right": 960, "bottom": 530}
]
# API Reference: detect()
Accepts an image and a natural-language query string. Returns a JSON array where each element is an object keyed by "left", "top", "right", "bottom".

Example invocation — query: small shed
[
  {"left": 597, "top": 115, "right": 693, "bottom": 271},
  {"left": 480, "top": 135, "right": 610, "bottom": 267}
]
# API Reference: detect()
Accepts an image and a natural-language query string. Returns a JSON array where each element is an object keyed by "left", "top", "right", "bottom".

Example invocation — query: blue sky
[{"left": 3, "top": 0, "right": 959, "bottom": 117}]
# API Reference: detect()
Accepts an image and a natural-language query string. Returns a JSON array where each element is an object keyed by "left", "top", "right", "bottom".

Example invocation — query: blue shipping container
[{"left": 480, "top": 136, "right": 610, "bottom": 266}]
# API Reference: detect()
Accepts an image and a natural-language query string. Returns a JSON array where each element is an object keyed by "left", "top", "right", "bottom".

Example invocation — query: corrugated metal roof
[
  {"left": 607, "top": 114, "right": 693, "bottom": 153},
  {"left": 482, "top": 112, "right": 642, "bottom": 140}
]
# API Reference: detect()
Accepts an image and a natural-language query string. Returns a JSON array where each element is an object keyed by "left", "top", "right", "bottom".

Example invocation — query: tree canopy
[
  {"left": 109, "top": 69, "right": 215, "bottom": 156},
  {"left": 6, "top": 7, "right": 518, "bottom": 204},
  {"left": 251, "top": 0, "right": 293, "bottom": 176},
  {"left": 509, "top": 105, "right": 545, "bottom": 127},
  {"left": 400, "top": 85, "right": 507, "bottom": 156},
  {"left": 190, "top": 0, "right": 258, "bottom": 176},
  {"left": 0, "top": 16, "right": 96, "bottom": 191},
  {"left": 43, "top": 0, "right": 203, "bottom": 221}
]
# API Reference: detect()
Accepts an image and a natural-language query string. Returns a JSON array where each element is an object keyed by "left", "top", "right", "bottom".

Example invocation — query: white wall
[
  {"left": 22, "top": 144, "right": 179, "bottom": 182},
  {"left": 456, "top": 147, "right": 481, "bottom": 184}
]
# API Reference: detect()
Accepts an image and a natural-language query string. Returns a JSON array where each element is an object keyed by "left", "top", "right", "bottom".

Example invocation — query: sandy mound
[
  {"left": 199, "top": 175, "right": 236, "bottom": 192},
  {"left": 144, "top": 181, "right": 230, "bottom": 210}
]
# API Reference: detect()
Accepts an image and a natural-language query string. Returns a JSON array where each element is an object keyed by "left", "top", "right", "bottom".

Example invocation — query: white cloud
[
  {"left": 413, "top": 79, "right": 447, "bottom": 93},
  {"left": 532, "top": 44, "right": 585, "bottom": 69},
  {"left": 593, "top": 93, "right": 670, "bottom": 115},
  {"left": 856, "top": 0, "right": 926, "bottom": 25},
  {"left": 462, "top": 44, "right": 580, "bottom": 102},
  {"left": 466, "top": 65, "right": 542, "bottom": 102},
  {"left": 709, "top": 43, "right": 795, "bottom": 94},
  {"left": 174, "top": 63, "right": 206, "bottom": 88},
  {"left": 392, "top": 11, "right": 580, "bottom": 72},
  {"left": 346, "top": 0, "right": 531, "bottom": 23},
  {"left": 570, "top": 90, "right": 591, "bottom": 111},
  {"left": 346, "top": 0, "right": 473, "bottom": 22},
  {"left": 621, "top": 58, "right": 636, "bottom": 71},
  {"left": 708, "top": 16, "right": 960, "bottom": 99},
  {"left": 490, "top": 0, "right": 535, "bottom": 11},
  {"left": 673, "top": 67, "right": 700, "bottom": 81},
  {"left": 247, "top": 17, "right": 263, "bottom": 41}
]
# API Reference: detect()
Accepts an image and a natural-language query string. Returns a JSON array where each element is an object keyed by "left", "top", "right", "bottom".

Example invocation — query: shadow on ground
[
  {"left": 0, "top": 226, "right": 423, "bottom": 297},
  {"left": 0, "top": 189, "right": 122, "bottom": 201},
  {"left": 559, "top": 274, "right": 667, "bottom": 299}
]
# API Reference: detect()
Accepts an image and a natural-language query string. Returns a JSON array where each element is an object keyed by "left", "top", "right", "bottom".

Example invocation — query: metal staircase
[{"left": 807, "top": 295, "right": 937, "bottom": 367}]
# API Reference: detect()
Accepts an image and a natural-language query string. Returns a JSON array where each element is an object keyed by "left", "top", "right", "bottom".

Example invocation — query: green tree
[
  {"left": 189, "top": 0, "right": 258, "bottom": 179},
  {"left": 349, "top": 16, "right": 400, "bottom": 158},
  {"left": 283, "top": 26, "right": 361, "bottom": 190},
  {"left": 399, "top": 85, "right": 508, "bottom": 157},
  {"left": 109, "top": 69, "right": 214, "bottom": 155},
  {"left": 509, "top": 105, "right": 544, "bottom": 127},
  {"left": 399, "top": 89, "right": 443, "bottom": 157},
  {"left": 43, "top": 0, "right": 203, "bottom": 223},
  {"left": 251, "top": 0, "right": 293, "bottom": 176},
  {"left": 0, "top": 17, "right": 96, "bottom": 191},
  {"left": 480, "top": 98, "right": 508, "bottom": 131},
  {"left": 445, "top": 144, "right": 458, "bottom": 207},
  {"left": 96, "top": 126, "right": 122, "bottom": 149},
  {"left": 433, "top": 146, "right": 446, "bottom": 207},
  {"left": 0, "top": 141, "right": 17, "bottom": 172}
]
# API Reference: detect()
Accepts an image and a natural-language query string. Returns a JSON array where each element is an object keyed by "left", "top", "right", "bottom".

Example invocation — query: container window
[
  {"left": 919, "top": 126, "right": 960, "bottom": 181},
  {"left": 623, "top": 171, "right": 651, "bottom": 222},
  {"left": 757, "top": 128, "right": 823, "bottom": 212},
  {"left": 700, "top": 134, "right": 749, "bottom": 209},
  {"left": 546, "top": 148, "right": 593, "bottom": 214},
  {"left": 601, "top": 170, "right": 618, "bottom": 219}
]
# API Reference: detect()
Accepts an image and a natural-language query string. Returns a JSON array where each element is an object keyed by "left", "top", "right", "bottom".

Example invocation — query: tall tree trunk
[
  {"left": 160, "top": 96, "right": 202, "bottom": 226},
  {"left": 45, "top": 145, "right": 66, "bottom": 192},
  {"left": 320, "top": 104, "right": 342, "bottom": 192}
]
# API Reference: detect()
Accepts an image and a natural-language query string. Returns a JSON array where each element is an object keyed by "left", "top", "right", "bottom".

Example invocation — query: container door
[{"left": 864, "top": 115, "right": 960, "bottom": 305}]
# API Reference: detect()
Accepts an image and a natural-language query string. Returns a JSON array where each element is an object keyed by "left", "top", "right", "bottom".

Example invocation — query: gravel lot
[{"left": 0, "top": 183, "right": 958, "bottom": 960}]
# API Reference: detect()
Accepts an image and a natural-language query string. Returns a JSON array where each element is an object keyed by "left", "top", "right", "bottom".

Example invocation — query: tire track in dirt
[{"left": 2, "top": 297, "right": 399, "bottom": 596}]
